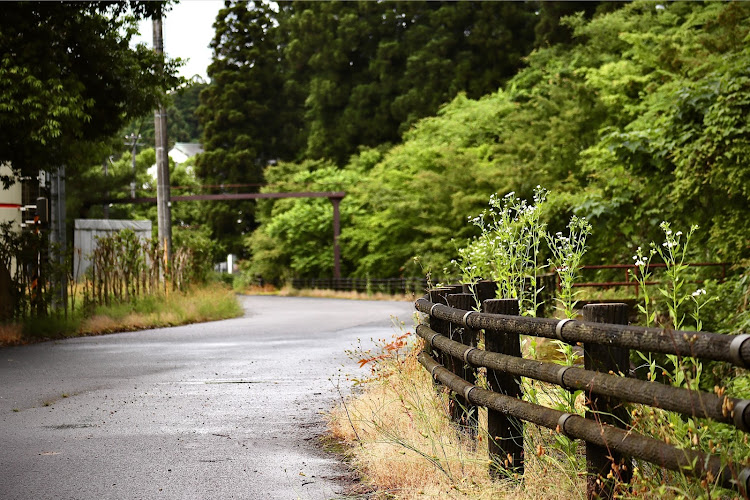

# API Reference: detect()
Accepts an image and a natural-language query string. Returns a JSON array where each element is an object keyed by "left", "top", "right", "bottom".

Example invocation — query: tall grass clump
[
  {"left": 0, "top": 223, "right": 239, "bottom": 344},
  {"left": 328, "top": 322, "right": 584, "bottom": 499},
  {"left": 78, "top": 283, "right": 242, "bottom": 335}
]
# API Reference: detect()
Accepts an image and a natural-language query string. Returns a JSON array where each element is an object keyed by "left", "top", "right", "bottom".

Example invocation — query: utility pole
[
  {"left": 49, "top": 165, "right": 67, "bottom": 311},
  {"left": 102, "top": 158, "right": 109, "bottom": 219},
  {"left": 331, "top": 196, "right": 342, "bottom": 280},
  {"left": 153, "top": 6, "right": 172, "bottom": 262},
  {"left": 125, "top": 133, "right": 143, "bottom": 199}
]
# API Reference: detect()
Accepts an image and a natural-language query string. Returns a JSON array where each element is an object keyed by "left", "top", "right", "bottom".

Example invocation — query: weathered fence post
[
  {"left": 447, "top": 292, "right": 479, "bottom": 433},
  {"left": 427, "top": 287, "right": 454, "bottom": 373},
  {"left": 483, "top": 298, "right": 524, "bottom": 478},
  {"left": 472, "top": 280, "right": 499, "bottom": 304},
  {"left": 582, "top": 303, "right": 632, "bottom": 499},
  {"left": 536, "top": 273, "right": 556, "bottom": 318}
]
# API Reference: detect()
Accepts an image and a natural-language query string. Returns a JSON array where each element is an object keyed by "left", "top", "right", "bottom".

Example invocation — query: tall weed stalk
[{"left": 630, "top": 223, "right": 749, "bottom": 498}]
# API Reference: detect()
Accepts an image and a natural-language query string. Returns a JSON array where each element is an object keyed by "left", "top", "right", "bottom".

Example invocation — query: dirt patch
[{"left": 316, "top": 433, "right": 375, "bottom": 499}]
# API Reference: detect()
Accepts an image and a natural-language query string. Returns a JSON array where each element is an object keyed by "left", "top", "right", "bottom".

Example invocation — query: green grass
[
  {"left": 21, "top": 315, "right": 83, "bottom": 341},
  {"left": 3, "top": 283, "right": 243, "bottom": 346}
]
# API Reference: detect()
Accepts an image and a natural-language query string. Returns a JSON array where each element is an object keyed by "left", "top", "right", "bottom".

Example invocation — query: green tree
[
  {"left": 197, "top": 1, "right": 286, "bottom": 177},
  {"left": 532, "top": 1, "right": 615, "bottom": 47},
  {"left": 343, "top": 92, "right": 517, "bottom": 277},
  {"left": 246, "top": 1, "right": 750, "bottom": 282},
  {"left": 0, "top": 2, "right": 181, "bottom": 187},
  {"left": 198, "top": 0, "right": 602, "bottom": 258},
  {"left": 245, "top": 159, "right": 364, "bottom": 282},
  {"left": 576, "top": 1, "right": 750, "bottom": 263},
  {"left": 283, "top": 1, "right": 538, "bottom": 164},
  {"left": 195, "top": 1, "right": 286, "bottom": 253}
]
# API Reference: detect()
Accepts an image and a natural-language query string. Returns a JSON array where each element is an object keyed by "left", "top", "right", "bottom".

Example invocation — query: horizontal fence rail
[
  {"left": 418, "top": 354, "right": 745, "bottom": 493},
  {"left": 573, "top": 262, "right": 730, "bottom": 291},
  {"left": 415, "top": 298, "right": 750, "bottom": 368},
  {"left": 415, "top": 323, "right": 749, "bottom": 431},
  {"left": 415, "top": 286, "right": 750, "bottom": 498}
]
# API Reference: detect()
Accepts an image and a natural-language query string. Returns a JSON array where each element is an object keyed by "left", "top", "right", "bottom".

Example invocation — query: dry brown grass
[
  {"left": 328, "top": 335, "right": 585, "bottom": 499},
  {"left": 77, "top": 311, "right": 182, "bottom": 334},
  {"left": 0, "top": 323, "right": 23, "bottom": 345},
  {"left": 276, "top": 285, "right": 416, "bottom": 302},
  {"left": 1, "top": 284, "right": 242, "bottom": 346},
  {"left": 328, "top": 330, "right": 745, "bottom": 499},
  {"left": 79, "top": 314, "right": 119, "bottom": 334},
  {"left": 78, "top": 285, "right": 241, "bottom": 335},
  {"left": 236, "top": 282, "right": 416, "bottom": 301}
]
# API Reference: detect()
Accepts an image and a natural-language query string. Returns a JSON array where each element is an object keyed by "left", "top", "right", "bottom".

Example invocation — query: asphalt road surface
[{"left": 0, "top": 295, "right": 415, "bottom": 500}]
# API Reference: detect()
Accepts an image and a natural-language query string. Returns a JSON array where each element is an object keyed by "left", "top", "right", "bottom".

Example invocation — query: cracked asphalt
[{"left": 0, "top": 295, "right": 415, "bottom": 499}]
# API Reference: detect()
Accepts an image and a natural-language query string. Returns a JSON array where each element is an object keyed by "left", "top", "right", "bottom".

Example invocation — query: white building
[
  {"left": 169, "top": 142, "right": 203, "bottom": 165},
  {"left": 147, "top": 142, "right": 203, "bottom": 179},
  {"left": 0, "top": 164, "right": 22, "bottom": 228}
]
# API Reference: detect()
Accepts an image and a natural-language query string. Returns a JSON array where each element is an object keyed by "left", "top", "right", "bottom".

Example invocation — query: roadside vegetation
[
  {"left": 0, "top": 225, "right": 242, "bottom": 347},
  {"left": 231, "top": 279, "right": 415, "bottom": 302},
  {"left": 327, "top": 190, "right": 750, "bottom": 499},
  {"left": 239, "top": 1, "right": 750, "bottom": 287},
  {"left": 1, "top": 284, "right": 242, "bottom": 347}
]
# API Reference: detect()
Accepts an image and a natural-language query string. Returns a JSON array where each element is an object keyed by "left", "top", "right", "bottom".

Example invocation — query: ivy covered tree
[{"left": 574, "top": 1, "right": 750, "bottom": 263}]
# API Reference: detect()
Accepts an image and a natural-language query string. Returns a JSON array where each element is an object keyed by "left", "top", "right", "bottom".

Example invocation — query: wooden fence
[
  {"left": 290, "top": 261, "right": 728, "bottom": 300},
  {"left": 416, "top": 282, "right": 750, "bottom": 499},
  {"left": 291, "top": 276, "right": 428, "bottom": 295}
]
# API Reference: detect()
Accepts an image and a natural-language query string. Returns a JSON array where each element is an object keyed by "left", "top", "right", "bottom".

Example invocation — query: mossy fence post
[
  {"left": 581, "top": 303, "right": 632, "bottom": 499},
  {"left": 483, "top": 298, "right": 524, "bottom": 478},
  {"left": 448, "top": 292, "right": 478, "bottom": 434},
  {"left": 428, "top": 287, "right": 453, "bottom": 376}
]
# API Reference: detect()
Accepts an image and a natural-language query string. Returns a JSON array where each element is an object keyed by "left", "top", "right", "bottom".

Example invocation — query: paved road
[{"left": 0, "top": 295, "right": 415, "bottom": 500}]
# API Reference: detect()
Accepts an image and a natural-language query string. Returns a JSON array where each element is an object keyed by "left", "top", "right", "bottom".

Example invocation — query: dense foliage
[
  {"left": 247, "top": 1, "right": 750, "bottom": 283},
  {"left": 200, "top": 1, "right": 547, "bottom": 166},
  {"left": 0, "top": 2, "right": 181, "bottom": 187},
  {"left": 196, "top": 1, "right": 583, "bottom": 252},
  {"left": 5, "top": 1, "right": 748, "bottom": 303}
]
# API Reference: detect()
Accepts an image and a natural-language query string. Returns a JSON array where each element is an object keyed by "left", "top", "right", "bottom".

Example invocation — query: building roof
[
  {"left": 149, "top": 143, "right": 204, "bottom": 178},
  {"left": 171, "top": 142, "right": 203, "bottom": 159}
]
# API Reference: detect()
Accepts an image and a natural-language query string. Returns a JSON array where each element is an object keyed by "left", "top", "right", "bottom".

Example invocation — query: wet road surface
[{"left": 0, "top": 295, "right": 415, "bottom": 499}]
